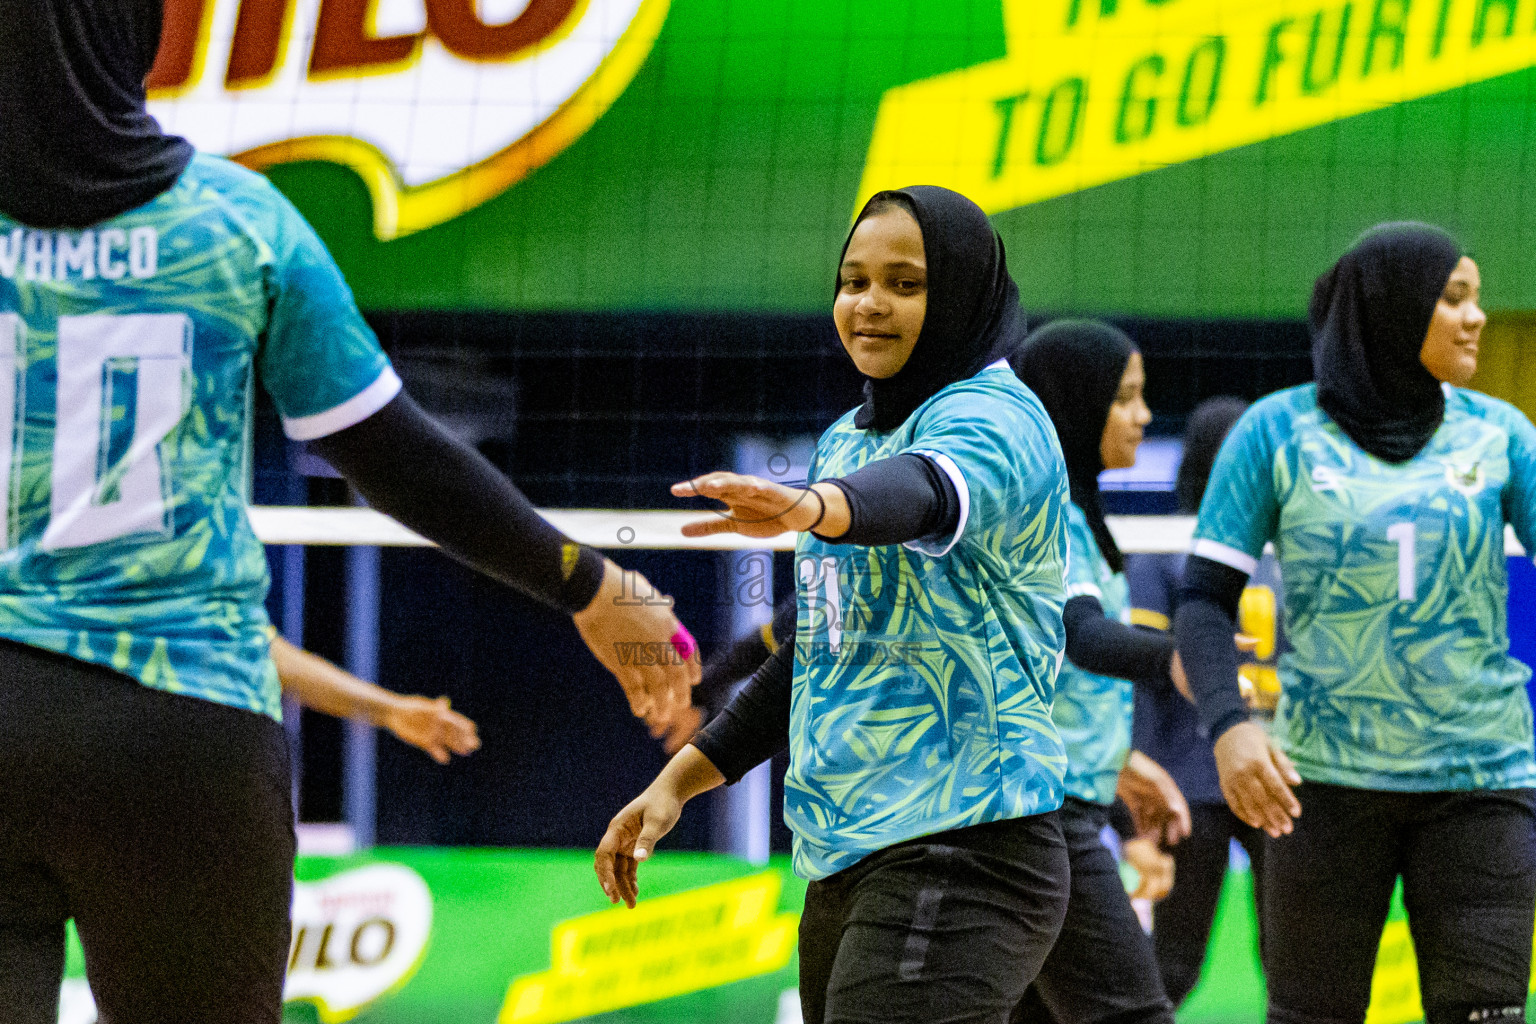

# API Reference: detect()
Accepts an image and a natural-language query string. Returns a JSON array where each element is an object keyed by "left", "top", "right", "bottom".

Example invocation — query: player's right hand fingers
[
  {"left": 1271, "top": 745, "right": 1303, "bottom": 788},
  {"left": 594, "top": 823, "right": 631, "bottom": 905},
  {"left": 1244, "top": 763, "right": 1295, "bottom": 837},
  {"left": 1258, "top": 757, "right": 1301, "bottom": 826},
  {"left": 614, "top": 854, "right": 639, "bottom": 908},
  {"left": 680, "top": 516, "right": 744, "bottom": 538},
  {"left": 1220, "top": 773, "right": 1262, "bottom": 831}
]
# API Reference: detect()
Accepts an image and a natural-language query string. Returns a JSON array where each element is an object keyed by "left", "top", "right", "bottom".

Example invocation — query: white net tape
[{"left": 246, "top": 507, "right": 1531, "bottom": 557}]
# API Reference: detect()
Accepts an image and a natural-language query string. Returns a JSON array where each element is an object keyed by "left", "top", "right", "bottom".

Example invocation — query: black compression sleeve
[
  {"left": 310, "top": 392, "right": 605, "bottom": 614},
  {"left": 823, "top": 453, "right": 960, "bottom": 547},
  {"left": 1062, "top": 595, "right": 1176, "bottom": 688},
  {"left": 691, "top": 640, "right": 792, "bottom": 784},
  {"left": 1173, "top": 554, "right": 1251, "bottom": 741},
  {"left": 696, "top": 593, "right": 797, "bottom": 712}
]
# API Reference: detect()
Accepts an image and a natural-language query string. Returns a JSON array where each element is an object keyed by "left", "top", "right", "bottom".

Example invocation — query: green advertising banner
[
  {"left": 147, "top": 0, "right": 1536, "bottom": 321},
  {"left": 50, "top": 847, "right": 1536, "bottom": 1024}
]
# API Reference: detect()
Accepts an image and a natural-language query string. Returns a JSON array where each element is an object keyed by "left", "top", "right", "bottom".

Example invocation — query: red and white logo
[{"left": 148, "top": 0, "right": 670, "bottom": 238}]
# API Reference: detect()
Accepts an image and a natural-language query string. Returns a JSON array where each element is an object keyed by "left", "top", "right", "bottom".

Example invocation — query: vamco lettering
[{"left": 0, "top": 228, "right": 158, "bottom": 282}]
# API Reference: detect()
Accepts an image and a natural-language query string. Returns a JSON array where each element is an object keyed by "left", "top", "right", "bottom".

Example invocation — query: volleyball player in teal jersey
[
  {"left": 597, "top": 187, "right": 1075, "bottom": 1024},
  {"left": 1176, "top": 224, "right": 1536, "bottom": 1024},
  {"left": 0, "top": 4, "right": 696, "bottom": 1020},
  {"left": 1010, "top": 320, "right": 1192, "bottom": 1024}
]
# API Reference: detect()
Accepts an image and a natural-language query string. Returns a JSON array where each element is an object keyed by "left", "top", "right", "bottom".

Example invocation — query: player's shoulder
[
  {"left": 915, "top": 364, "right": 1050, "bottom": 435},
  {"left": 1226, "top": 384, "right": 1315, "bottom": 450},
  {"left": 179, "top": 153, "right": 305, "bottom": 243},
  {"left": 1248, "top": 383, "right": 1316, "bottom": 424},
  {"left": 1448, "top": 386, "right": 1534, "bottom": 435}
]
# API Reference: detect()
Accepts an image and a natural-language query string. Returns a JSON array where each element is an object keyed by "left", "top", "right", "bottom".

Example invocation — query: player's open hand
[
  {"left": 1117, "top": 750, "right": 1192, "bottom": 845},
  {"left": 574, "top": 559, "right": 701, "bottom": 725},
  {"left": 595, "top": 786, "right": 683, "bottom": 908},
  {"left": 1213, "top": 720, "right": 1301, "bottom": 837},
  {"left": 672, "top": 473, "right": 831, "bottom": 539},
  {"left": 383, "top": 695, "right": 480, "bottom": 764}
]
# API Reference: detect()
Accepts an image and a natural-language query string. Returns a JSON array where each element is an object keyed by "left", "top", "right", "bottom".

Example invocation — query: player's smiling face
[
  {"left": 1101, "top": 351, "right": 1151, "bottom": 470},
  {"left": 1420, "top": 256, "right": 1486, "bottom": 388},
  {"left": 834, "top": 206, "right": 927, "bottom": 379}
]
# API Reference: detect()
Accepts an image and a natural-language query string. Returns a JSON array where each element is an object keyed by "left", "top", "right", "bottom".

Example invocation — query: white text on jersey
[{"left": 0, "top": 228, "right": 158, "bottom": 283}]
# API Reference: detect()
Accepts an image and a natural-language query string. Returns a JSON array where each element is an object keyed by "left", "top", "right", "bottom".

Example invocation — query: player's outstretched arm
[
  {"left": 674, "top": 452, "right": 960, "bottom": 544},
  {"left": 310, "top": 392, "right": 700, "bottom": 726},
  {"left": 272, "top": 635, "right": 480, "bottom": 764},
  {"left": 595, "top": 744, "right": 725, "bottom": 908}
]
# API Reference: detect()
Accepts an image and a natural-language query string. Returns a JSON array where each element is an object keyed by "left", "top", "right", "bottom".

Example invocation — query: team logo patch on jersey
[
  {"left": 146, "top": 0, "right": 671, "bottom": 240},
  {"left": 1443, "top": 459, "right": 1486, "bottom": 496},
  {"left": 1311, "top": 465, "right": 1344, "bottom": 493}
]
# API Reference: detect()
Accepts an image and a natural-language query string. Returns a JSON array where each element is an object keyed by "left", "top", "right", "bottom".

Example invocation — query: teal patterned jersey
[
  {"left": 1053, "top": 502, "right": 1134, "bottom": 804},
  {"left": 0, "top": 154, "right": 397, "bottom": 720},
  {"left": 785, "top": 364, "right": 1071, "bottom": 880},
  {"left": 1194, "top": 384, "right": 1536, "bottom": 792}
]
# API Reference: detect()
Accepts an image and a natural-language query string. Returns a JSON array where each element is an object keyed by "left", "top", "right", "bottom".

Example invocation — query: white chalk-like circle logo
[
  {"left": 55, "top": 862, "right": 433, "bottom": 1024},
  {"left": 148, "top": 0, "right": 670, "bottom": 239},
  {"left": 285, "top": 862, "right": 435, "bottom": 1021}
]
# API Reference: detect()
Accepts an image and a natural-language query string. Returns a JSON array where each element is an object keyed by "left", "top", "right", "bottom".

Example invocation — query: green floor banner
[{"left": 51, "top": 847, "right": 1536, "bottom": 1023}]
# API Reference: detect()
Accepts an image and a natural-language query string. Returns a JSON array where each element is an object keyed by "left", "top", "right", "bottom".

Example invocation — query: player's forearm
[
  {"left": 1063, "top": 595, "right": 1176, "bottom": 687},
  {"left": 654, "top": 744, "right": 728, "bottom": 804},
  {"left": 273, "top": 636, "right": 396, "bottom": 726},
  {"left": 310, "top": 392, "right": 606, "bottom": 614},
  {"left": 816, "top": 453, "right": 960, "bottom": 546},
  {"left": 1174, "top": 555, "right": 1251, "bottom": 740},
  {"left": 692, "top": 641, "right": 793, "bottom": 783}
]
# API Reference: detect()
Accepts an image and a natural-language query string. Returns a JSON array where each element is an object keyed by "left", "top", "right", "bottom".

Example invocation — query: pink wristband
[{"left": 670, "top": 626, "right": 698, "bottom": 662}]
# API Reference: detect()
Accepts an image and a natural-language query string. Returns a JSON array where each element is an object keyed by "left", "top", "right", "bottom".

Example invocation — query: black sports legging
[
  {"left": 798, "top": 813, "right": 1070, "bottom": 1024},
  {"left": 1152, "top": 802, "right": 1266, "bottom": 1006},
  {"left": 0, "top": 639, "right": 295, "bottom": 1024},
  {"left": 1012, "top": 798, "right": 1176, "bottom": 1024},
  {"left": 1262, "top": 781, "right": 1536, "bottom": 1024}
]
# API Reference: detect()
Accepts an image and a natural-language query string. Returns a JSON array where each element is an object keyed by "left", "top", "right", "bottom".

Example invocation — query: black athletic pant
[
  {"left": 1263, "top": 781, "right": 1536, "bottom": 1024},
  {"left": 1152, "top": 802, "right": 1266, "bottom": 1006},
  {"left": 0, "top": 640, "right": 295, "bottom": 1024},
  {"left": 798, "top": 813, "right": 1070, "bottom": 1024},
  {"left": 1012, "top": 798, "right": 1177, "bottom": 1024}
]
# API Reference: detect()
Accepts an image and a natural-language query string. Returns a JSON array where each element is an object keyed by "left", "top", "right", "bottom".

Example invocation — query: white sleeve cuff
[
  {"left": 1190, "top": 538, "right": 1259, "bottom": 575},
  {"left": 902, "top": 450, "right": 970, "bottom": 558},
  {"left": 282, "top": 366, "right": 403, "bottom": 441},
  {"left": 1066, "top": 581, "right": 1104, "bottom": 599}
]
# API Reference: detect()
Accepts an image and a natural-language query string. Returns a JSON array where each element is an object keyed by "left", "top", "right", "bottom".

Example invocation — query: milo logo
[{"left": 147, "top": 0, "right": 670, "bottom": 238}]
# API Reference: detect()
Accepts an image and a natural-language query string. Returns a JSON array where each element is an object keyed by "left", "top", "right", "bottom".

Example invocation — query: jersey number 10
[{"left": 0, "top": 312, "right": 190, "bottom": 550}]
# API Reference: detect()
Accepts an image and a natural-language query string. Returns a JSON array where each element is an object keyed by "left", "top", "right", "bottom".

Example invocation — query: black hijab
[
  {"left": 838, "top": 187, "right": 1028, "bottom": 432},
  {"left": 0, "top": 0, "right": 193, "bottom": 228},
  {"left": 1011, "top": 320, "right": 1136, "bottom": 573},
  {"left": 1175, "top": 396, "right": 1249, "bottom": 515},
  {"left": 1311, "top": 222, "right": 1462, "bottom": 463}
]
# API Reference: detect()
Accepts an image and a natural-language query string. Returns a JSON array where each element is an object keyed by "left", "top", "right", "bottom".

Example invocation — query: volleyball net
[{"left": 249, "top": 507, "right": 1531, "bottom": 556}]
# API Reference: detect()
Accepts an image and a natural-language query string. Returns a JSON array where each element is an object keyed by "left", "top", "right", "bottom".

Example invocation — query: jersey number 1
[
  {"left": 0, "top": 312, "right": 190, "bottom": 550},
  {"left": 1386, "top": 522, "right": 1416, "bottom": 602}
]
